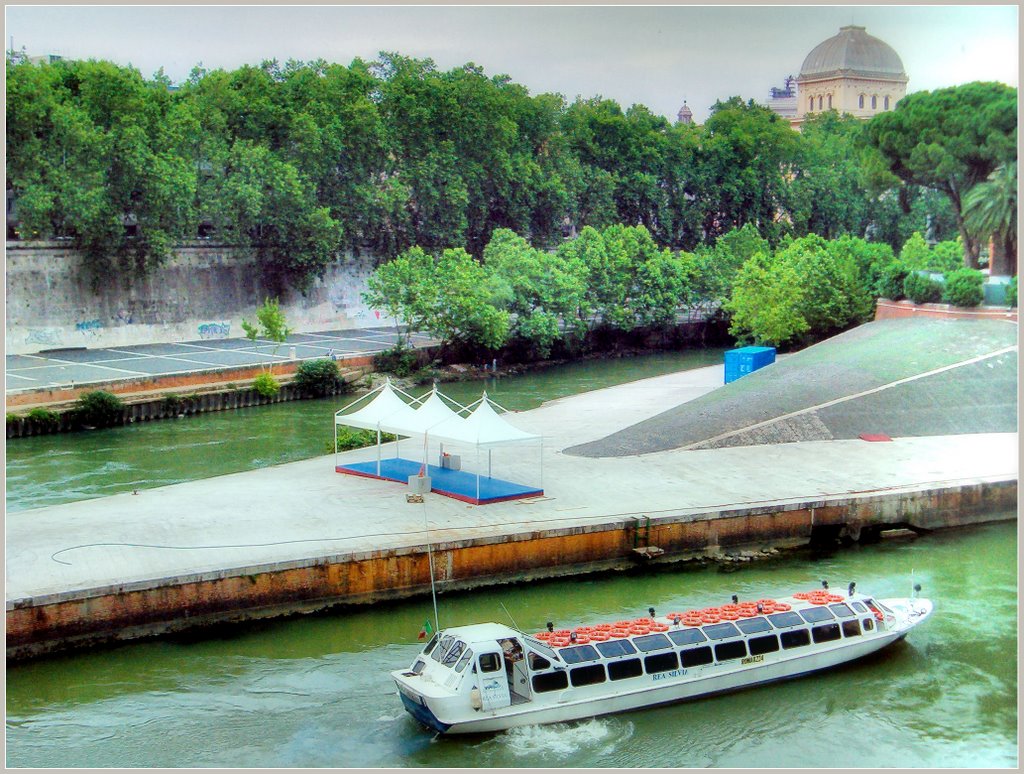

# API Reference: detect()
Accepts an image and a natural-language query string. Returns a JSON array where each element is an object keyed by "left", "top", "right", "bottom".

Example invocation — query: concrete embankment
[
  {"left": 6, "top": 364, "right": 1017, "bottom": 660},
  {"left": 6, "top": 478, "right": 1015, "bottom": 660}
]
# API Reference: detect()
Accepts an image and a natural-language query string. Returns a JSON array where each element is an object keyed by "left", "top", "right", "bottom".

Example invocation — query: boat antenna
[
  {"left": 422, "top": 500, "right": 440, "bottom": 634},
  {"left": 499, "top": 601, "right": 520, "bottom": 631}
]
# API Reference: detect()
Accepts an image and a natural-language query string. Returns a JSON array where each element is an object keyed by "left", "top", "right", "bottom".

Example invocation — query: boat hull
[{"left": 418, "top": 627, "right": 905, "bottom": 734}]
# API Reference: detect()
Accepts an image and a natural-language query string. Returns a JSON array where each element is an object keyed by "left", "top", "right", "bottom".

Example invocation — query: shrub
[
  {"left": 374, "top": 344, "right": 420, "bottom": 378},
  {"left": 327, "top": 428, "right": 398, "bottom": 454},
  {"left": 7, "top": 412, "right": 20, "bottom": 424},
  {"left": 73, "top": 390, "right": 125, "bottom": 428},
  {"left": 253, "top": 372, "right": 280, "bottom": 398},
  {"left": 930, "top": 239, "right": 964, "bottom": 272},
  {"left": 942, "top": 268, "right": 985, "bottom": 308},
  {"left": 875, "top": 263, "right": 910, "bottom": 300},
  {"left": 1006, "top": 276, "right": 1017, "bottom": 308},
  {"left": 27, "top": 407, "right": 60, "bottom": 432},
  {"left": 902, "top": 272, "right": 944, "bottom": 305},
  {"left": 294, "top": 358, "right": 343, "bottom": 396},
  {"left": 898, "top": 231, "right": 932, "bottom": 270},
  {"left": 162, "top": 394, "right": 183, "bottom": 413}
]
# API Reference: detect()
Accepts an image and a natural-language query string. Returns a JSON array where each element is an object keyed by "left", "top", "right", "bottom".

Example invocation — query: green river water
[{"left": 5, "top": 351, "right": 1018, "bottom": 767}]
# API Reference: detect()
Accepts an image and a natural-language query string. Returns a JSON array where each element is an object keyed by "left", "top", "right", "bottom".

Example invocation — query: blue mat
[{"left": 336, "top": 457, "right": 543, "bottom": 505}]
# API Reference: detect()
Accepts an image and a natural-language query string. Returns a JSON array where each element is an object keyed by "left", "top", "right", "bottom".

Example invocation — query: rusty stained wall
[{"left": 6, "top": 481, "right": 1017, "bottom": 659}]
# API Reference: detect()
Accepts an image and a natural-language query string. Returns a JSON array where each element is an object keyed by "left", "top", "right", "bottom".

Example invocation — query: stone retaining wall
[
  {"left": 5, "top": 241, "right": 386, "bottom": 355},
  {"left": 6, "top": 477, "right": 1015, "bottom": 660},
  {"left": 875, "top": 299, "right": 1018, "bottom": 322}
]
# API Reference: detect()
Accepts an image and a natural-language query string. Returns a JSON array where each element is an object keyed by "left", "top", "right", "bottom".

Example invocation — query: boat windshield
[{"left": 523, "top": 635, "right": 560, "bottom": 662}]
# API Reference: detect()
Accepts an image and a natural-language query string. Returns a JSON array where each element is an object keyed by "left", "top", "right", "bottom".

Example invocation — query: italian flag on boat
[{"left": 418, "top": 620, "right": 433, "bottom": 640}]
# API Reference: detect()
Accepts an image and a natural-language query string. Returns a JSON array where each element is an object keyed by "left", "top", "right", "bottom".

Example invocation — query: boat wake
[{"left": 494, "top": 717, "right": 633, "bottom": 759}]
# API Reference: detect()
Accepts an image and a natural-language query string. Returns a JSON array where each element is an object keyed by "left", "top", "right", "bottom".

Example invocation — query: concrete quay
[{"left": 6, "top": 364, "right": 1018, "bottom": 659}]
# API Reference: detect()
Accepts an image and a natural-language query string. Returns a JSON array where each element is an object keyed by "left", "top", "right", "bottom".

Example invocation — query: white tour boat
[{"left": 391, "top": 584, "right": 933, "bottom": 734}]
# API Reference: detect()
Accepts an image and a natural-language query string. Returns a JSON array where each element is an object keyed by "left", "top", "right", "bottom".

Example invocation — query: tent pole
[
  {"left": 376, "top": 428, "right": 381, "bottom": 476},
  {"left": 488, "top": 448, "right": 492, "bottom": 479},
  {"left": 334, "top": 422, "right": 338, "bottom": 469}
]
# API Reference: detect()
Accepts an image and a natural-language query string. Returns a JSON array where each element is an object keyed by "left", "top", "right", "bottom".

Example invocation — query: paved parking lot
[{"left": 5, "top": 326, "right": 437, "bottom": 394}]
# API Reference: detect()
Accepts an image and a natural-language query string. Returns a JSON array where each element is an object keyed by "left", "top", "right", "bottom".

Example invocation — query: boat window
[
  {"left": 715, "top": 640, "right": 748, "bottom": 662},
  {"left": 570, "top": 664, "right": 607, "bottom": 687},
  {"left": 850, "top": 601, "right": 867, "bottom": 613},
  {"left": 411, "top": 659, "right": 427, "bottom": 675},
  {"left": 736, "top": 617, "right": 772, "bottom": 634},
  {"left": 767, "top": 611, "right": 804, "bottom": 628},
  {"left": 455, "top": 648, "right": 474, "bottom": 673},
  {"left": 680, "top": 646, "right": 714, "bottom": 667},
  {"left": 812, "top": 623, "right": 841, "bottom": 643},
  {"left": 479, "top": 653, "right": 502, "bottom": 673},
  {"left": 748, "top": 635, "right": 780, "bottom": 656},
  {"left": 441, "top": 640, "right": 466, "bottom": 666},
  {"left": 421, "top": 633, "right": 439, "bottom": 656},
  {"left": 799, "top": 607, "right": 836, "bottom": 624},
  {"left": 842, "top": 620, "right": 861, "bottom": 638},
  {"left": 607, "top": 658, "right": 644, "bottom": 681},
  {"left": 532, "top": 671, "right": 569, "bottom": 693},
  {"left": 528, "top": 653, "right": 551, "bottom": 671},
  {"left": 780, "top": 629, "right": 811, "bottom": 649},
  {"left": 701, "top": 622, "right": 742, "bottom": 640},
  {"left": 559, "top": 645, "right": 600, "bottom": 665},
  {"left": 644, "top": 652, "right": 679, "bottom": 674},
  {"left": 863, "top": 618, "right": 875, "bottom": 631},
  {"left": 431, "top": 635, "right": 455, "bottom": 662},
  {"left": 595, "top": 639, "right": 637, "bottom": 658},
  {"left": 668, "top": 628, "right": 707, "bottom": 646},
  {"left": 632, "top": 634, "right": 672, "bottom": 652},
  {"left": 523, "top": 637, "right": 559, "bottom": 662},
  {"left": 829, "top": 603, "right": 854, "bottom": 618},
  {"left": 877, "top": 601, "right": 894, "bottom": 614}
]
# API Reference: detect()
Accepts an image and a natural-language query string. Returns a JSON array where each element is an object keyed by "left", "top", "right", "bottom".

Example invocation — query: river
[{"left": 5, "top": 351, "right": 1017, "bottom": 767}]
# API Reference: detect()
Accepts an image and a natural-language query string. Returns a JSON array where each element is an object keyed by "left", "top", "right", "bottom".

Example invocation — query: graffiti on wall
[
  {"left": 198, "top": 322, "right": 231, "bottom": 339},
  {"left": 75, "top": 319, "right": 103, "bottom": 335},
  {"left": 25, "top": 327, "right": 64, "bottom": 346}
]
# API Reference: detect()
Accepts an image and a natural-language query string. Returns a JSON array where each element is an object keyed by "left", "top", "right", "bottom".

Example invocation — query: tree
[
  {"left": 962, "top": 162, "right": 1017, "bottom": 276},
  {"left": 241, "top": 297, "right": 292, "bottom": 378},
  {"left": 726, "top": 250, "right": 808, "bottom": 347},
  {"left": 865, "top": 82, "right": 1017, "bottom": 267}
]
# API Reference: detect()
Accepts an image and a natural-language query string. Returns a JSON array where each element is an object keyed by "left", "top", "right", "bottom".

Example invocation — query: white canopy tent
[{"left": 334, "top": 381, "right": 543, "bottom": 500}]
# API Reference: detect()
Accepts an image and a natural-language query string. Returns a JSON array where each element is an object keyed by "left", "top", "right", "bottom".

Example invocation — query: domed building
[{"left": 789, "top": 25, "right": 908, "bottom": 128}]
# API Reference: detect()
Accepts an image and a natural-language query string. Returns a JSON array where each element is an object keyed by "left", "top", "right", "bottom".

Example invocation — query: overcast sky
[{"left": 5, "top": 4, "right": 1019, "bottom": 123}]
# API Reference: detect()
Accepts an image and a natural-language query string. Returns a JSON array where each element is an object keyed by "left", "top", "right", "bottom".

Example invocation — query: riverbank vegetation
[{"left": 6, "top": 54, "right": 1015, "bottom": 348}]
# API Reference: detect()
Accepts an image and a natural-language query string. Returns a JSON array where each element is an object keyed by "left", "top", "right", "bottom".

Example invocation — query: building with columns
[{"left": 789, "top": 25, "right": 908, "bottom": 129}]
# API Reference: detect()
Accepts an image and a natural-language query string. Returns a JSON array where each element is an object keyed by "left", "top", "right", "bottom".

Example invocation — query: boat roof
[{"left": 438, "top": 622, "right": 521, "bottom": 642}]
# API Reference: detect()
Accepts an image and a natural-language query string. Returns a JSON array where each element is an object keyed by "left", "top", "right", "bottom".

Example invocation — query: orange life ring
[
  {"left": 719, "top": 604, "right": 740, "bottom": 613},
  {"left": 773, "top": 602, "right": 792, "bottom": 612},
  {"left": 608, "top": 628, "right": 630, "bottom": 639},
  {"left": 534, "top": 631, "right": 553, "bottom": 639},
  {"left": 700, "top": 614, "right": 720, "bottom": 624},
  {"left": 629, "top": 625, "right": 651, "bottom": 635},
  {"left": 827, "top": 594, "right": 844, "bottom": 603},
  {"left": 573, "top": 626, "right": 593, "bottom": 635},
  {"left": 554, "top": 629, "right": 572, "bottom": 637},
  {"left": 756, "top": 598, "right": 775, "bottom": 606},
  {"left": 589, "top": 631, "right": 610, "bottom": 641},
  {"left": 681, "top": 616, "right": 704, "bottom": 627},
  {"left": 793, "top": 592, "right": 811, "bottom": 600},
  {"left": 549, "top": 637, "right": 569, "bottom": 647},
  {"left": 666, "top": 612, "right": 687, "bottom": 621},
  {"left": 573, "top": 635, "right": 591, "bottom": 644},
  {"left": 649, "top": 622, "right": 670, "bottom": 632},
  {"left": 593, "top": 623, "right": 613, "bottom": 632},
  {"left": 718, "top": 610, "right": 740, "bottom": 621}
]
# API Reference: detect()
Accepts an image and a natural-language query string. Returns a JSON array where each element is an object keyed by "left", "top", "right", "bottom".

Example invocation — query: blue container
[{"left": 724, "top": 346, "right": 776, "bottom": 384}]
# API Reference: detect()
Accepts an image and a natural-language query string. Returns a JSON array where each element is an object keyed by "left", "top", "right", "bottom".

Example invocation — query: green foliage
[
  {"left": 902, "top": 272, "right": 944, "bottom": 305},
  {"left": 942, "top": 268, "right": 985, "bottom": 308},
  {"left": 898, "top": 232, "right": 932, "bottom": 270},
  {"left": 161, "top": 393, "right": 183, "bottom": 413},
  {"left": 73, "top": 390, "right": 125, "bottom": 427},
  {"left": 294, "top": 358, "right": 343, "bottom": 396},
  {"left": 726, "top": 234, "right": 875, "bottom": 347},
  {"left": 252, "top": 371, "right": 280, "bottom": 397},
  {"left": 876, "top": 263, "right": 910, "bottom": 301},
  {"left": 865, "top": 82, "right": 1018, "bottom": 264},
  {"left": 27, "top": 407, "right": 60, "bottom": 431},
  {"left": 330, "top": 427, "right": 398, "bottom": 454},
  {"left": 242, "top": 297, "right": 291, "bottom": 375},
  {"left": 373, "top": 343, "right": 421, "bottom": 378},
  {"left": 962, "top": 162, "right": 1017, "bottom": 276},
  {"left": 930, "top": 239, "right": 964, "bottom": 273},
  {"left": 1005, "top": 276, "right": 1017, "bottom": 308}
]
